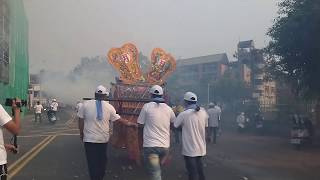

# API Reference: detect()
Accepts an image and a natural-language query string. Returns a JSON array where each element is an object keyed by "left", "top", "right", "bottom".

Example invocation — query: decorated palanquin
[{"left": 107, "top": 43, "right": 176, "bottom": 164}]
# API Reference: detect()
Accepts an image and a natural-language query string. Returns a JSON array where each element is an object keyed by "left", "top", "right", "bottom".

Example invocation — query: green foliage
[
  {"left": 212, "top": 72, "right": 250, "bottom": 103},
  {"left": 266, "top": 0, "right": 320, "bottom": 98}
]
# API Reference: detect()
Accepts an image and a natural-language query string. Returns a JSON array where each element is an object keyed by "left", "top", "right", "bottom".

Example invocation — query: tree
[
  {"left": 266, "top": 0, "right": 320, "bottom": 99},
  {"left": 212, "top": 72, "right": 250, "bottom": 104}
]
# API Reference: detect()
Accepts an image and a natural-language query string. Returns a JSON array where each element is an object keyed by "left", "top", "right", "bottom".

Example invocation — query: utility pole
[
  {"left": 208, "top": 83, "right": 214, "bottom": 104},
  {"left": 207, "top": 83, "right": 210, "bottom": 104}
]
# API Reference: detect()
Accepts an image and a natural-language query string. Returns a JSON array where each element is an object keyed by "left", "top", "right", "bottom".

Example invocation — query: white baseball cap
[
  {"left": 149, "top": 85, "right": 163, "bottom": 96},
  {"left": 184, "top": 92, "right": 197, "bottom": 102},
  {"left": 95, "top": 85, "right": 108, "bottom": 95}
]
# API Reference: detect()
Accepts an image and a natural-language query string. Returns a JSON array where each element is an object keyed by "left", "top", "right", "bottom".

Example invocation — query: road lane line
[
  {"left": 57, "top": 133, "right": 79, "bottom": 136},
  {"left": 42, "top": 128, "right": 78, "bottom": 135},
  {"left": 17, "top": 134, "right": 50, "bottom": 138},
  {"left": 8, "top": 136, "right": 52, "bottom": 171},
  {"left": 65, "top": 118, "right": 72, "bottom": 125},
  {"left": 28, "top": 127, "right": 70, "bottom": 133},
  {"left": 8, "top": 135, "right": 57, "bottom": 178}
]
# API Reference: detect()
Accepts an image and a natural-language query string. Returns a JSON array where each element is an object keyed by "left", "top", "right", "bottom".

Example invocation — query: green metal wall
[{"left": 0, "top": 0, "right": 29, "bottom": 109}]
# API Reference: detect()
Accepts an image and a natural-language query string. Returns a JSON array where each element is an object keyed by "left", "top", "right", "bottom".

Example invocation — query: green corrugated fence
[{"left": 0, "top": 0, "right": 29, "bottom": 112}]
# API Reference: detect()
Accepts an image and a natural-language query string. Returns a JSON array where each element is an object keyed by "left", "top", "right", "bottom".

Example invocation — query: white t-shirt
[
  {"left": 50, "top": 102, "right": 58, "bottom": 111},
  {"left": 236, "top": 114, "right": 245, "bottom": 124},
  {"left": 137, "top": 102, "right": 176, "bottom": 148},
  {"left": 77, "top": 100, "right": 120, "bottom": 143},
  {"left": 207, "top": 107, "right": 221, "bottom": 127},
  {"left": 0, "top": 105, "right": 12, "bottom": 165},
  {"left": 75, "top": 102, "right": 83, "bottom": 113},
  {"left": 174, "top": 108, "right": 208, "bottom": 157},
  {"left": 34, "top": 104, "right": 43, "bottom": 114},
  {"left": 215, "top": 105, "right": 222, "bottom": 120}
]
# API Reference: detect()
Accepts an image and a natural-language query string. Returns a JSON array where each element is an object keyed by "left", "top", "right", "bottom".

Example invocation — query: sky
[{"left": 23, "top": 0, "right": 279, "bottom": 73}]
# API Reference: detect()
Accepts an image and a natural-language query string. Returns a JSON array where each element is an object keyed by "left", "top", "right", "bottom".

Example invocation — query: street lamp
[{"left": 207, "top": 83, "right": 214, "bottom": 104}]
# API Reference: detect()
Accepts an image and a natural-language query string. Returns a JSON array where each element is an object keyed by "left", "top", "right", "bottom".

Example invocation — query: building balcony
[
  {"left": 255, "top": 85, "right": 264, "bottom": 91},
  {"left": 256, "top": 63, "right": 265, "bottom": 69},
  {"left": 254, "top": 74, "right": 264, "bottom": 80}
]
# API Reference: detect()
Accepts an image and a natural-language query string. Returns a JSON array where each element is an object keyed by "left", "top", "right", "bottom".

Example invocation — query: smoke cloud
[
  {"left": 38, "top": 54, "right": 150, "bottom": 105},
  {"left": 39, "top": 56, "right": 118, "bottom": 105}
]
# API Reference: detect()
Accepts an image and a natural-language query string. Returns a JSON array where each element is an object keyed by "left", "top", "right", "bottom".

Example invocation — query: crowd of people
[
  {"left": 76, "top": 84, "right": 225, "bottom": 180},
  {"left": 0, "top": 84, "right": 224, "bottom": 180},
  {"left": 32, "top": 99, "right": 59, "bottom": 124}
]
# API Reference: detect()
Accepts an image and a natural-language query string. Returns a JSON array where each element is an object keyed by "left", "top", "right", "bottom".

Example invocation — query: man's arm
[
  {"left": 117, "top": 118, "right": 138, "bottom": 127},
  {"left": 137, "top": 105, "right": 146, "bottom": 128},
  {"left": 205, "top": 112, "right": 209, "bottom": 127},
  {"left": 169, "top": 109, "right": 176, "bottom": 130},
  {"left": 78, "top": 118, "right": 84, "bottom": 140},
  {"left": 174, "top": 113, "right": 184, "bottom": 129},
  {"left": 77, "top": 105, "right": 85, "bottom": 140},
  {"left": 4, "top": 144, "right": 18, "bottom": 153},
  {"left": 109, "top": 105, "right": 137, "bottom": 127},
  {"left": 3, "top": 99, "right": 21, "bottom": 135}
]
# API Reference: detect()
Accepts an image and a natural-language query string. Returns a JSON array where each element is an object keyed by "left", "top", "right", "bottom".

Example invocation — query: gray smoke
[
  {"left": 38, "top": 54, "right": 150, "bottom": 106},
  {"left": 39, "top": 56, "right": 117, "bottom": 105}
]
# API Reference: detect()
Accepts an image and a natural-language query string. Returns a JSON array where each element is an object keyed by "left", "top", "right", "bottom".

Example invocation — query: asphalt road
[{"left": 4, "top": 109, "right": 320, "bottom": 180}]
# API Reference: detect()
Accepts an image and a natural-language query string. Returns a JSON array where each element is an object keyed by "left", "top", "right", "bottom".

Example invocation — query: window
[
  {"left": 0, "top": 2, "right": 10, "bottom": 83},
  {"left": 34, "top": 91, "right": 40, "bottom": 98},
  {"left": 202, "top": 63, "right": 217, "bottom": 73}
]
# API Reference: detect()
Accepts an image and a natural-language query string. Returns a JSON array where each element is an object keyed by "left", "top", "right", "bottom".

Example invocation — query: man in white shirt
[
  {"left": 75, "top": 101, "right": 83, "bottom": 113},
  {"left": 206, "top": 102, "right": 221, "bottom": 144},
  {"left": 0, "top": 99, "right": 21, "bottom": 180},
  {"left": 78, "top": 85, "right": 136, "bottom": 180},
  {"left": 74, "top": 100, "right": 83, "bottom": 121},
  {"left": 174, "top": 92, "right": 208, "bottom": 180},
  {"left": 137, "top": 85, "right": 176, "bottom": 180},
  {"left": 214, "top": 102, "right": 222, "bottom": 136},
  {"left": 33, "top": 101, "right": 43, "bottom": 123},
  {"left": 50, "top": 98, "right": 58, "bottom": 112},
  {"left": 236, "top": 112, "right": 246, "bottom": 132}
]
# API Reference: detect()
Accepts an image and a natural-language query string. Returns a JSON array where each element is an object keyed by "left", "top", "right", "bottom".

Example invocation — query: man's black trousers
[
  {"left": 184, "top": 156, "right": 205, "bottom": 180},
  {"left": 84, "top": 142, "right": 108, "bottom": 180}
]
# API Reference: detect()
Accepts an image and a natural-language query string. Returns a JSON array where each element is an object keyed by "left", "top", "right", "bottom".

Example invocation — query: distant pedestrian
[
  {"left": 174, "top": 92, "right": 208, "bottom": 180},
  {"left": 74, "top": 100, "right": 83, "bottom": 120},
  {"left": 49, "top": 98, "right": 59, "bottom": 118},
  {"left": 236, "top": 112, "right": 246, "bottom": 132},
  {"left": 137, "top": 85, "right": 176, "bottom": 180},
  {"left": 206, "top": 102, "right": 220, "bottom": 144},
  {"left": 214, "top": 102, "right": 222, "bottom": 135},
  {"left": 33, "top": 101, "right": 43, "bottom": 123},
  {"left": 75, "top": 100, "right": 83, "bottom": 113},
  {"left": 78, "top": 85, "right": 136, "bottom": 180}
]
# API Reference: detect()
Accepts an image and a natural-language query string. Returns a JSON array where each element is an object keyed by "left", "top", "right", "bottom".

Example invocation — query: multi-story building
[
  {"left": 0, "top": 0, "right": 29, "bottom": 110},
  {"left": 28, "top": 74, "right": 47, "bottom": 109},
  {"left": 168, "top": 53, "right": 229, "bottom": 103},
  {"left": 176, "top": 53, "right": 229, "bottom": 84},
  {"left": 236, "top": 40, "right": 276, "bottom": 110}
]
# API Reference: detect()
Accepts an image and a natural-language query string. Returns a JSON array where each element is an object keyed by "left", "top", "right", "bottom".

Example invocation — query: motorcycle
[
  {"left": 44, "top": 108, "right": 57, "bottom": 124},
  {"left": 290, "top": 127, "right": 310, "bottom": 150},
  {"left": 237, "top": 113, "right": 249, "bottom": 133},
  {"left": 290, "top": 115, "right": 313, "bottom": 150},
  {"left": 254, "top": 113, "right": 264, "bottom": 135}
]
